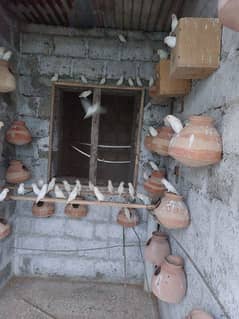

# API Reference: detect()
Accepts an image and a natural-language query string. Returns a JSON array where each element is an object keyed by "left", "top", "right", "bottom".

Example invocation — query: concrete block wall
[{"left": 14, "top": 25, "right": 167, "bottom": 283}]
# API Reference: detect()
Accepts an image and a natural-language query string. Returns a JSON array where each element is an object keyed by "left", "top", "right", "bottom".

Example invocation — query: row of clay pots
[
  {"left": 145, "top": 116, "right": 222, "bottom": 168},
  {"left": 0, "top": 218, "right": 11, "bottom": 240}
]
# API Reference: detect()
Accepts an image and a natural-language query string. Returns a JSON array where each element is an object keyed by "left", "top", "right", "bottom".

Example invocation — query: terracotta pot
[
  {"left": 0, "top": 218, "right": 11, "bottom": 240},
  {"left": 186, "top": 309, "right": 214, "bottom": 319},
  {"left": 154, "top": 192, "right": 190, "bottom": 229},
  {"left": 117, "top": 208, "right": 139, "bottom": 227},
  {"left": 168, "top": 116, "right": 222, "bottom": 167},
  {"left": 32, "top": 201, "right": 55, "bottom": 218},
  {"left": 0, "top": 60, "right": 16, "bottom": 93},
  {"left": 6, "top": 160, "right": 31, "bottom": 184},
  {"left": 144, "top": 231, "right": 171, "bottom": 266},
  {"left": 65, "top": 202, "right": 88, "bottom": 218},
  {"left": 218, "top": 0, "right": 239, "bottom": 32},
  {"left": 6, "top": 121, "right": 32, "bottom": 145},
  {"left": 144, "top": 135, "right": 154, "bottom": 152},
  {"left": 152, "top": 255, "right": 186, "bottom": 303},
  {"left": 151, "top": 126, "right": 174, "bottom": 156},
  {"left": 144, "top": 170, "right": 166, "bottom": 199}
]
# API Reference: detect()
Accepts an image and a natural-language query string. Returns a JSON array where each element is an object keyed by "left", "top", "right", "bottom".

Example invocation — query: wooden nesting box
[
  {"left": 170, "top": 18, "right": 222, "bottom": 79},
  {"left": 218, "top": 0, "right": 239, "bottom": 32},
  {"left": 149, "top": 60, "right": 191, "bottom": 101}
]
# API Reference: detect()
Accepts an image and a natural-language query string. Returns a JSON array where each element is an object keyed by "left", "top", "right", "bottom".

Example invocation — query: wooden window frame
[{"left": 48, "top": 81, "right": 145, "bottom": 191}]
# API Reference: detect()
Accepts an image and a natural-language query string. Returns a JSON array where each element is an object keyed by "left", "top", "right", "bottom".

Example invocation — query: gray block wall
[{"left": 14, "top": 25, "right": 167, "bottom": 284}]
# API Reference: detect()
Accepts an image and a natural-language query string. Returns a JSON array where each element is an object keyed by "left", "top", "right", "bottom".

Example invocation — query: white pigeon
[
  {"left": 117, "top": 182, "right": 124, "bottom": 196},
  {"left": 0, "top": 121, "right": 4, "bottom": 129},
  {"left": 54, "top": 185, "right": 65, "bottom": 199},
  {"left": 63, "top": 180, "right": 71, "bottom": 194},
  {"left": 47, "top": 177, "right": 56, "bottom": 193},
  {"left": 80, "top": 97, "right": 106, "bottom": 119},
  {"left": 32, "top": 183, "right": 40, "bottom": 196},
  {"left": 124, "top": 207, "right": 131, "bottom": 221},
  {"left": 164, "top": 36, "right": 176, "bottom": 49},
  {"left": 164, "top": 115, "right": 183, "bottom": 134},
  {"left": 118, "top": 34, "right": 127, "bottom": 43},
  {"left": 128, "top": 78, "right": 134, "bottom": 87},
  {"left": 128, "top": 182, "right": 135, "bottom": 200},
  {"left": 99, "top": 77, "right": 106, "bottom": 85},
  {"left": 157, "top": 49, "right": 168, "bottom": 60},
  {"left": 36, "top": 184, "right": 48, "bottom": 203},
  {"left": 51, "top": 73, "right": 59, "bottom": 81},
  {"left": 67, "top": 185, "right": 78, "bottom": 203},
  {"left": 2, "top": 51, "right": 12, "bottom": 61},
  {"left": 108, "top": 180, "right": 114, "bottom": 194},
  {"left": 116, "top": 75, "right": 124, "bottom": 86},
  {"left": 94, "top": 186, "right": 105, "bottom": 201},
  {"left": 0, "top": 47, "right": 5, "bottom": 59},
  {"left": 80, "top": 75, "right": 88, "bottom": 84},
  {"left": 17, "top": 183, "right": 25, "bottom": 195},
  {"left": 149, "top": 77, "right": 154, "bottom": 87},
  {"left": 149, "top": 126, "right": 158, "bottom": 137},
  {"left": 79, "top": 90, "right": 92, "bottom": 98},
  {"left": 136, "top": 193, "right": 151, "bottom": 205},
  {"left": 136, "top": 76, "right": 143, "bottom": 87},
  {"left": 0, "top": 188, "right": 9, "bottom": 201},
  {"left": 143, "top": 172, "right": 149, "bottom": 180},
  {"left": 171, "top": 14, "right": 178, "bottom": 34},
  {"left": 37, "top": 179, "right": 44, "bottom": 188},
  {"left": 75, "top": 180, "right": 81, "bottom": 195},
  {"left": 89, "top": 181, "right": 94, "bottom": 191},
  {"left": 149, "top": 161, "right": 159, "bottom": 171},
  {"left": 161, "top": 178, "right": 178, "bottom": 194}
]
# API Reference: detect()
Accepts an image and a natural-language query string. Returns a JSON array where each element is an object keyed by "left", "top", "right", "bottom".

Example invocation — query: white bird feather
[
  {"left": 89, "top": 181, "right": 94, "bottom": 191},
  {"left": 171, "top": 14, "right": 178, "bottom": 34},
  {"left": 108, "top": 180, "right": 114, "bottom": 194},
  {"left": 143, "top": 172, "right": 149, "bottom": 180},
  {"left": 164, "top": 115, "right": 183, "bottom": 134},
  {"left": 128, "top": 182, "right": 135, "bottom": 200},
  {"left": 116, "top": 75, "right": 124, "bottom": 86},
  {"left": 157, "top": 49, "right": 169, "bottom": 60},
  {"left": 118, "top": 34, "right": 127, "bottom": 43},
  {"left": 124, "top": 207, "right": 131, "bottom": 221},
  {"left": 63, "top": 180, "right": 71, "bottom": 194},
  {"left": 2, "top": 51, "right": 12, "bottom": 61},
  {"left": 80, "top": 97, "right": 106, "bottom": 119},
  {"left": 149, "top": 126, "right": 158, "bottom": 137},
  {"left": 17, "top": 183, "right": 25, "bottom": 195},
  {"left": 136, "top": 76, "right": 143, "bottom": 87},
  {"left": 0, "top": 121, "right": 4, "bottom": 129},
  {"left": 32, "top": 183, "right": 40, "bottom": 196},
  {"left": 67, "top": 185, "right": 78, "bottom": 203},
  {"left": 0, "top": 188, "right": 9, "bottom": 201},
  {"left": 0, "top": 47, "right": 5, "bottom": 59},
  {"left": 128, "top": 77, "right": 134, "bottom": 87},
  {"left": 79, "top": 90, "right": 92, "bottom": 98},
  {"left": 149, "top": 77, "right": 154, "bottom": 87},
  {"left": 36, "top": 184, "right": 48, "bottom": 203},
  {"left": 164, "top": 36, "right": 176, "bottom": 49},
  {"left": 51, "top": 73, "right": 59, "bottom": 82},
  {"left": 161, "top": 178, "right": 178, "bottom": 194},
  {"left": 118, "top": 182, "right": 124, "bottom": 196},
  {"left": 149, "top": 161, "right": 159, "bottom": 171},
  {"left": 94, "top": 186, "right": 105, "bottom": 201},
  {"left": 100, "top": 77, "right": 106, "bottom": 85},
  {"left": 47, "top": 177, "right": 56, "bottom": 193},
  {"left": 81, "top": 75, "right": 88, "bottom": 84},
  {"left": 136, "top": 193, "right": 151, "bottom": 205},
  {"left": 54, "top": 185, "right": 66, "bottom": 199},
  {"left": 37, "top": 179, "right": 44, "bottom": 188},
  {"left": 75, "top": 180, "right": 81, "bottom": 196}
]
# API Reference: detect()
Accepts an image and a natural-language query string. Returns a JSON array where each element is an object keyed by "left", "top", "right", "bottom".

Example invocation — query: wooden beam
[{"left": 54, "top": 81, "right": 145, "bottom": 91}]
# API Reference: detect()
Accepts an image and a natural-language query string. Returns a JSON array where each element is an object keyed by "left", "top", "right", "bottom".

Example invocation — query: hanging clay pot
[
  {"left": 154, "top": 192, "right": 190, "bottom": 229},
  {"left": 0, "top": 218, "right": 11, "bottom": 240},
  {"left": 32, "top": 201, "right": 55, "bottom": 218},
  {"left": 6, "top": 120, "right": 32, "bottom": 145},
  {"left": 152, "top": 255, "right": 186, "bottom": 304},
  {"left": 168, "top": 116, "right": 222, "bottom": 167},
  {"left": 144, "top": 129, "right": 160, "bottom": 152},
  {"left": 151, "top": 126, "right": 174, "bottom": 156},
  {"left": 117, "top": 208, "right": 139, "bottom": 228},
  {"left": 144, "top": 231, "right": 171, "bottom": 266},
  {"left": 0, "top": 60, "right": 16, "bottom": 93},
  {"left": 218, "top": 0, "right": 239, "bottom": 32},
  {"left": 144, "top": 169, "right": 166, "bottom": 199},
  {"left": 185, "top": 309, "right": 214, "bottom": 319},
  {"left": 65, "top": 202, "right": 88, "bottom": 218},
  {"left": 6, "top": 160, "right": 31, "bottom": 184}
]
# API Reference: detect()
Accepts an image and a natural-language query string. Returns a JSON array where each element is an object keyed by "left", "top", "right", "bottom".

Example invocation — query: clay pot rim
[
  {"left": 0, "top": 60, "right": 9, "bottom": 67},
  {"left": 152, "top": 231, "right": 168, "bottom": 239},
  {"left": 189, "top": 309, "right": 213, "bottom": 318},
  {"left": 164, "top": 255, "right": 184, "bottom": 268},
  {"left": 151, "top": 170, "right": 166, "bottom": 178},
  {"left": 12, "top": 120, "right": 26, "bottom": 126},
  {"left": 159, "top": 126, "right": 174, "bottom": 133},
  {"left": 189, "top": 116, "right": 214, "bottom": 126},
  {"left": 164, "top": 192, "right": 183, "bottom": 201}
]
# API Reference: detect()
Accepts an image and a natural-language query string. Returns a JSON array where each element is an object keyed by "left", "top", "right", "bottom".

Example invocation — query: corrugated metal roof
[{"left": 5, "top": 0, "right": 186, "bottom": 32}]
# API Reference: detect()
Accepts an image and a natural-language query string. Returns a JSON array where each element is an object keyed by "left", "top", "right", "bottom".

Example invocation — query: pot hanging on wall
[
  {"left": 6, "top": 160, "right": 31, "bottom": 184},
  {"left": 0, "top": 218, "right": 11, "bottom": 240},
  {"left": 6, "top": 120, "right": 32, "bottom": 145},
  {"left": 117, "top": 208, "right": 139, "bottom": 228},
  {"left": 152, "top": 255, "right": 186, "bottom": 304},
  {"left": 154, "top": 192, "right": 190, "bottom": 229},
  {"left": 185, "top": 309, "right": 214, "bottom": 319},
  {"left": 144, "top": 128, "right": 161, "bottom": 152},
  {"left": 218, "top": 0, "right": 239, "bottom": 32},
  {"left": 144, "top": 169, "right": 166, "bottom": 199},
  {"left": 65, "top": 202, "right": 88, "bottom": 218},
  {"left": 0, "top": 60, "right": 16, "bottom": 93},
  {"left": 167, "top": 115, "right": 222, "bottom": 167},
  {"left": 32, "top": 201, "right": 55, "bottom": 218},
  {"left": 144, "top": 231, "right": 171, "bottom": 266},
  {"left": 151, "top": 126, "right": 174, "bottom": 156}
]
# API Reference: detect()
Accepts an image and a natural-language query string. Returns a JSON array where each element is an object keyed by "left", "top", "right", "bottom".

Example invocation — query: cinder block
[
  {"left": 64, "top": 257, "right": 95, "bottom": 277},
  {"left": 54, "top": 36, "right": 88, "bottom": 58},
  {"left": 89, "top": 38, "right": 120, "bottom": 60},
  {"left": 106, "top": 61, "right": 137, "bottom": 79},
  {"left": 31, "top": 218, "right": 65, "bottom": 236},
  {"left": 64, "top": 220, "right": 94, "bottom": 239},
  {"left": 94, "top": 260, "right": 123, "bottom": 281},
  {"left": 85, "top": 206, "right": 111, "bottom": 222},
  {"left": 121, "top": 40, "right": 154, "bottom": 62},
  {"left": 21, "top": 33, "right": 54, "bottom": 55},
  {"left": 39, "top": 56, "right": 72, "bottom": 76},
  {"left": 71, "top": 58, "right": 104, "bottom": 80}
]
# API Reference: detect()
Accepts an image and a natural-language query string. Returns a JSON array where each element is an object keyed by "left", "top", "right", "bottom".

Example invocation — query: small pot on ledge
[
  {"left": 65, "top": 201, "right": 88, "bottom": 218},
  {"left": 6, "top": 120, "right": 32, "bottom": 145},
  {"left": 32, "top": 201, "right": 55, "bottom": 218},
  {"left": 0, "top": 218, "right": 11, "bottom": 240},
  {"left": 117, "top": 208, "right": 139, "bottom": 228}
]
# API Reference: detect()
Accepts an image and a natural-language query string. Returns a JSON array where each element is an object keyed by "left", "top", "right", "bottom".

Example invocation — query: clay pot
[
  {"left": 0, "top": 60, "right": 16, "bottom": 93},
  {"left": 152, "top": 255, "right": 186, "bottom": 303},
  {"left": 0, "top": 218, "right": 11, "bottom": 240},
  {"left": 218, "top": 0, "right": 239, "bottom": 32},
  {"left": 6, "top": 121, "right": 32, "bottom": 145},
  {"left": 117, "top": 208, "right": 139, "bottom": 227},
  {"left": 65, "top": 202, "right": 88, "bottom": 218},
  {"left": 144, "top": 170, "right": 166, "bottom": 199},
  {"left": 168, "top": 116, "right": 222, "bottom": 167},
  {"left": 186, "top": 309, "right": 214, "bottom": 319},
  {"left": 6, "top": 160, "right": 31, "bottom": 184},
  {"left": 32, "top": 201, "right": 55, "bottom": 218},
  {"left": 154, "top": 192, "right": 190, "bottom": 229},
  {"left": 144, "top": 231, "right": 171, "bottom": 266},
  {"left": 144, "top": 135, "right": 154, "bottom": 152},
  {"left": 151, "top": 126, "right": 174, "bottom": 156}
]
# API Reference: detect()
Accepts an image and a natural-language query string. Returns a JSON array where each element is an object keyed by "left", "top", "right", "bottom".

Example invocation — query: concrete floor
[{"left": 0, "top": 277, "right": 159, "bottom": 319}]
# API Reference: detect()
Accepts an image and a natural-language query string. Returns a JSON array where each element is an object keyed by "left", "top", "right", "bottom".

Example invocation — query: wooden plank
[
  {"left": 147, "top": 0, "right": 164, "bottom": 32},
  {"left": 55, "top": 81, "right": 145, "bottom": 91},
  {"left": 89, "top": 88, "right": 101, "bottom": 185}
]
